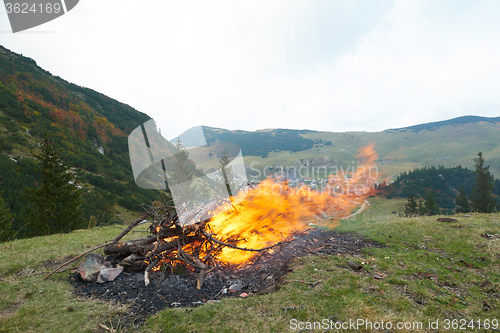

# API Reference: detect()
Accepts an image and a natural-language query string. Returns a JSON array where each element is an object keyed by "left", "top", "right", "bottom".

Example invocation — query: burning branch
[{"left": 201, "top": 230, "right": 291, "bottom": 253}]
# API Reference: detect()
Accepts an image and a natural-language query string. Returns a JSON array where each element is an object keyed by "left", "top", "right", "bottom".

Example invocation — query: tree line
[
  {"left": 0, "top": 134, "right": 160, "bottom": 240},
  {"left": 0, "top": 136, "right": 239, "bottom": 241},
  {"left": 404, "top": 152, "right": 497, "bottom": 216}
]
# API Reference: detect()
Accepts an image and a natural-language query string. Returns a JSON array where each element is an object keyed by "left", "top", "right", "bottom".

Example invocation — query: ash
[{"left": 72, "top": 230, "right": 382, "bottom": 325}]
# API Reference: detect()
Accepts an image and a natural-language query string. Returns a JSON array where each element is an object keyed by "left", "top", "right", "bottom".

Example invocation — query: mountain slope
[
  {"left": 178, "top": 116, "right": 500, "bottom": 180},
  {"left": 0, "top": 45, "right": 159, "bottom": 238}
]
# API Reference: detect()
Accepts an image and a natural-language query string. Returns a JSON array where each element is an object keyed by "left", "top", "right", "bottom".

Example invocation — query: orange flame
[{"left": 206, "top": 144, "right": 379, "bottom": 266}]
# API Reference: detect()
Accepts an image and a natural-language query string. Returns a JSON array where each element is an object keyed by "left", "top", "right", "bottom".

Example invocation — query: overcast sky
[{"left": 1, "top": 0, "right": 500, "bottom": 139}]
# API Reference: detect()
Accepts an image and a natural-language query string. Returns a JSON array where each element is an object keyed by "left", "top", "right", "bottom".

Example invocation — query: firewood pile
[
  {"left": 42, "top": 179, "right": 356, "bottom": 284},
  {"left": 102, "top": 195, "right": 288, "bottom": 289}
]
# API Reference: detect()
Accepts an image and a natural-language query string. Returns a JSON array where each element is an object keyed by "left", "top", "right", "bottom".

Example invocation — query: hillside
[
  {"left": 0, "top": 45, "right": 159, "bottom": 238},
  {"left": 181, "top": 116, "right": 500, "bottom": 181}
]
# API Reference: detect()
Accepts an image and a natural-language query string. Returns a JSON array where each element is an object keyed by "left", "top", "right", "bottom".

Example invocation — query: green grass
[
  {"left": 144, "top": 212, "right": 500, "bottom": 332},
  {"left": 1, "top": 205, "right": 499, "bottom": 332},
  {"left": 0, "top": 223, "right": 148, "bottom": 332}
]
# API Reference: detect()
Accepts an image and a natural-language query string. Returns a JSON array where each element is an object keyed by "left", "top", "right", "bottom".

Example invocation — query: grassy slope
[
  {"left": 243, "top": 121, "right": 500, "bottom": 179},
  {"left": 144, "top": 211, "right": 500, "bottom": 333},
  {"left": 0, "top": 224, "right": 147, "bottom": 332},
  {"left": 1, "top": 205, "right": 499, "bottom": 332}
]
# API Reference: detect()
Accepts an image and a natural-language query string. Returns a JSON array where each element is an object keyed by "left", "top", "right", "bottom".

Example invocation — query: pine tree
[
  {"left": 455, "top": 188, "right": 470, "bottom": 213},
  {"left": 404, "top": 194, "right": 418, "bottom": 217},
  {"left": 25, "top": 134, "right": 84, "bottom": 236},
  {"left": 471, "top": 152, "right": 496, "bottom": 213},
  {"left": 0, "top": 193, "right": 14, "bottom": 242},
  {"left": 169, "top": 138, "right": 194, "bottom": 185},
  {"left": 167, "top": 138, "right": 196, "bottom": 204},
  {"left": 424, "top": 191, "right": 440, "bottom": 216},
  {"left": 217, "top": 149, "right": 236, "bottom": 199}
]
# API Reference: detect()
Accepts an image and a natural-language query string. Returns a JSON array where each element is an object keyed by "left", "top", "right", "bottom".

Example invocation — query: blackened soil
[{"left": 71, "top": 230, "right": 383, "bottom": 326}]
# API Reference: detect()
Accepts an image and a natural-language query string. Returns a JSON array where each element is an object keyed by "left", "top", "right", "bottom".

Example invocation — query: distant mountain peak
[{"left": 386, "top": 115, "right": 500, "bottom": 132}]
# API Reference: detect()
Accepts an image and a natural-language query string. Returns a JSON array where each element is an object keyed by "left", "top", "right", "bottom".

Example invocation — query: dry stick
[
  {"left": 176, "top": 241, "right": 215, "bottom": 289},
  {"left": 42, "top": 213, "right": 150, "bottom": 280},
  {"left": 98, "top": 323, "right": 116, "bottom": 333},
  {"left": 112, "top": 213, "right": 150, "bottom": 243},
  {"left": 202, "top": 230, "right": 290, "bottom": 252}
]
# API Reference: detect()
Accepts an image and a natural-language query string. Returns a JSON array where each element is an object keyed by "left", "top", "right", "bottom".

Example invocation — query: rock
[
  {"left": 97, "top": 265, "right": 123, "bottom": 283},
  {"left": 78, "top": 254, "right": 111, "bottom": 282},
  {"left": 229, "top": 283, "right": 242, "bottom": 292},
  {"left": 79, "top": 254, "right": 124, "bottom": 283}
]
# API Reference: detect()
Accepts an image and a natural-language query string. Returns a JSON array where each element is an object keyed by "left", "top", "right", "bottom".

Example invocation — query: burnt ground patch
[{"left": 71, "top": 230, "right": 383, "bottom": 327}]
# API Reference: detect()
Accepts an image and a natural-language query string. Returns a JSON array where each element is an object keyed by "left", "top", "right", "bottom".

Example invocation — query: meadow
[{"left": 1, "top": 201, "right": 499, "bottom": 332}]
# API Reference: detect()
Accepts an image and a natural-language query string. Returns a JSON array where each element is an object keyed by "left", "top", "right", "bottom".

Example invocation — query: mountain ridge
[
  {"left": 174, "top": 116, "right": 500, "bottom": 180},
  {"left": 185, "top": 115, "right": 500, "bottom": 137},
  {"left": 386, "top": 115, "right": 500, "bottom": 132}
]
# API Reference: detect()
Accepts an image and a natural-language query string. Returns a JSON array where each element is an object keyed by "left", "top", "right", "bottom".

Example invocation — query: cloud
[{"left": 1, "top": 0, "right": 499, "bottom": 136}]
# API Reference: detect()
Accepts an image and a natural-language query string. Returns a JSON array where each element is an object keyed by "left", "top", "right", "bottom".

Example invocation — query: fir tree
[
  {"left": 471, "top": 152, "right": 496, "bottom": 213},
  {"left": 455, "top": 188, "right": 470, "bottom": 213},
  {"left": 0, "top": 193, "right": 14, "bottom": 242},
  {"left": 404, "top": 194, "right": 418, "bottom": 217},
  {"left": 167, "top": 138, "right": 196, "bottom": 204},
  {"left": 424, "top": 191, "right": 440, "bottom": 216},
  {"left": 24, "top": 134, "right": 84, "bottom": 236},
  {"left": 169, "top": 138, "right": 194, "bottom": 185}
]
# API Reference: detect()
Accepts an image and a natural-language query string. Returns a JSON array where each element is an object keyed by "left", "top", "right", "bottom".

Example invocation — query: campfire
[
  {"left": 93, "top": 144, "right": 379, "bottom": 289},
  {"left": 45, "top": 144, "right": 379, "bottom": 298}
]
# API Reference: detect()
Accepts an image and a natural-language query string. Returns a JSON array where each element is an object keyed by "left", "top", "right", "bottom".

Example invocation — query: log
[
  {"left": 104, "top": 238, "right": 155, "bottom": 255},
  {"left": 104, "top": 233, "right": 197, "bottom": 256}
]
